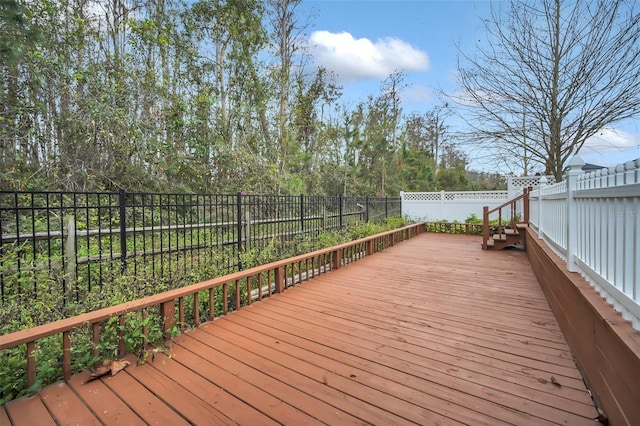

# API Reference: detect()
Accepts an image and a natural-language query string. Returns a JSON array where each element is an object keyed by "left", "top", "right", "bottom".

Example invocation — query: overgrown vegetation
[
  {"left": 0, "top": 218, "right": 406, "bottom": 405},
  {"left": 0, "top": 0, "right": 506, "bottom": 194}
]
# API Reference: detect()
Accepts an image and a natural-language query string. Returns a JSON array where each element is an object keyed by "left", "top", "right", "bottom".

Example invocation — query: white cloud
[
  {"left": 582, "top": 128, "right": 639, "bottom": 152},
  {"left": 308, "top": 31, "right": 430, "bottom": 82}
]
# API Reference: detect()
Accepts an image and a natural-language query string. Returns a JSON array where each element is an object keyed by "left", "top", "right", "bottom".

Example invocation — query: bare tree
[{"left": 452, "top": 0, "right": 640, "bottom": 180}]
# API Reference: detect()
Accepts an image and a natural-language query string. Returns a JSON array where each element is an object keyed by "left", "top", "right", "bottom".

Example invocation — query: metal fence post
[
  {"left": 236, "top": 192, "right": 243, "bottom": 271},
  {"left": 385, "top": 197, "right": 388, "bottom": 218},
  {"left": 339, "top": 194, "right": 344, "bottom": 229},
  {"left": 300, "top": 194, "right": 304, "bottom": 232},
  {"left": 365, "top": 196, "right": 369, "bottom": 222},
  {"left": 119, "top": 189, "right": 127, "bottom": 272}
]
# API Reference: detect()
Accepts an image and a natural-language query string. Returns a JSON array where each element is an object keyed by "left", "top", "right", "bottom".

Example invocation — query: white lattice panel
[
  {"left": 400, "top": 192, "right": 442, "bottom": 201},
  {"left": 508, "top": 175, "right": 556, "bottom": 189},
  {"left": 444, "top": 191, "right": 508, "bottom": 201}
]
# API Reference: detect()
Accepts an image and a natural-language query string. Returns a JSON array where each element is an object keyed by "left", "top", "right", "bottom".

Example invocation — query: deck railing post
[
  {"left": 274, "top": 266, "right": 285, "bottom": 293},
  {"left": 566, "top": 156, "right": 585, "bottom": 272},
  {"left": 332, "top": 248, "right": 341, "bottom": 270},
  {"left": 538, "top": 176, "right": 547, "bottom": 239},
  {"left": 523, "top": 187, "right": 530, "bottom": 224},
  {"left": 482, "top": 206, "right": 489, "bottom": 250}
]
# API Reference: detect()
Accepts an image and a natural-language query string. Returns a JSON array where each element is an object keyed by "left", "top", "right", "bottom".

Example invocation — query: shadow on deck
[{"left": 2, "top": 233, "right": 597, "bottom": 425}]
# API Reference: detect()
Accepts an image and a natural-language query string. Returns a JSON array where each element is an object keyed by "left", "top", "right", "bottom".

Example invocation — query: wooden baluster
[
  {"left": 194, "top": 292, "right": 200, "bottom": 327},
  {"left": 223, "top": 283, "right": 228, "bottom": 315},
  {"left": 235, "top": 279, "right": 240, "bottom": 310},
  {"left": 118, "top": 315, "right": 126, "bottom": 357},
  {"left": 246, "top": 277, "right": 252, "bottom": 306},
  {"left": 142, "top": 310, "right": 148, "bottom": 346},
  {"left": 208, "top": 288, "right": 214, "bottom": 321},
  {"left": 92, "top": 322, "right": 100, "bottom": 367},
  {"left": 62, "top": 332, "right": 71, "bottom": 381},
  {"left": 178, "top": 298, "right": 185, "bottom": 331},
  {"left": 26, "top": 341, "right": 36, "bottom": 388}
]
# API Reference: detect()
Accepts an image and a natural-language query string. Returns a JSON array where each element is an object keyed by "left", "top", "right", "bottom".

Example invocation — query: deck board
[
  {"left": 2, "top": 233, "right": 598, "bottom": 425},
  {"left": 67, "top": 372, "right": 146, "bottom": 425}
]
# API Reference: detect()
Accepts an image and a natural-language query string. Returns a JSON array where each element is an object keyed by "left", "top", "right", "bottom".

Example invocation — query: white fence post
[
  {"left": 538, "top": 176, "right": 547, "bottom": 239},
  {"left": 566, "top": 156, "right": 585, "bottom": 272}
]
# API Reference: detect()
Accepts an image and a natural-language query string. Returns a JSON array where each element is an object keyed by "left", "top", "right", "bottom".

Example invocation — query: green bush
[{"left": 465, "top": 213, "right": 482, "bottom": 224}]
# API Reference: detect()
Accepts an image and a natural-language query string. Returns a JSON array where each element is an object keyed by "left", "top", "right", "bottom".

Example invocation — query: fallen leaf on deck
[
  {"left": 84, "top": 359, "right": 131, "bottom": 383},
  {"left": 111, "top": 359, "right": 130, "bottom": 376}
]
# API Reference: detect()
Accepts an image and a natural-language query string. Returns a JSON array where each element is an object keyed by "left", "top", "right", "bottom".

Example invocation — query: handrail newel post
[
  {"left": 482, "top": 206, "right": 489, "bottom": 250},
  {"left": 566, "top": 156, "right": 585, "bottom": 272}
]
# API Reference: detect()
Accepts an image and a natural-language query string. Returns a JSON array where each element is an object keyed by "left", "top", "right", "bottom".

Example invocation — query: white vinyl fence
[
  {"left": 401, "top": 175, "right": 555, "bottom": 222},
  {"left": 529, "top": 156, "right": 640, "bottom": 330},
  {"left": 400, "top": 190, "right": 509, "bottom": 222}
]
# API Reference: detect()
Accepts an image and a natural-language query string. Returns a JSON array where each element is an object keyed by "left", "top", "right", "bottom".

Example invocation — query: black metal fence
[{"left": 0, "top": 190, "right": 400, "bottom": 302}]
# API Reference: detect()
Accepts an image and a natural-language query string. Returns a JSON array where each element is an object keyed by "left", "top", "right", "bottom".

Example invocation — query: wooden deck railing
[
  {"left": 424, "top": 222, "right": 483, "bottom": 235},
  {"left": 482, "top": 188, "right": 531, "bottom": 250},
  {"left": 0, "top": 223, "right": 424, "bottom": 393}
]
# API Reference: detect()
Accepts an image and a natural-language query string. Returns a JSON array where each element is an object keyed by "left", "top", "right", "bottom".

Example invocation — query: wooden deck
[{"left": 2, "top": 233, "right": 598, "bottom": 425}]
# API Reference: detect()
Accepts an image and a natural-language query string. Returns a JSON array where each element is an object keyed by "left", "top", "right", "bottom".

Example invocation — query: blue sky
[{"left": 298, "top": 0, "right": 640, "bottom": 173}]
